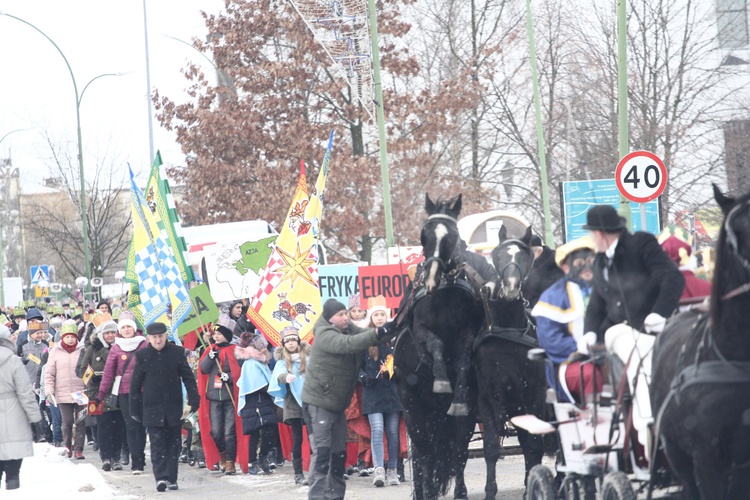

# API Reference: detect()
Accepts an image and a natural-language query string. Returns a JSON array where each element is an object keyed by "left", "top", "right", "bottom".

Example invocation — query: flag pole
[{"left": 367, "top": 0, "right": 394, "bottom": 249}]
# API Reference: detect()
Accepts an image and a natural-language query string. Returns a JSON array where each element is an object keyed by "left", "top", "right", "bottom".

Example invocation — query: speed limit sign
[{"left": 615, "top": 151, "right": 667, "bottom": 203}]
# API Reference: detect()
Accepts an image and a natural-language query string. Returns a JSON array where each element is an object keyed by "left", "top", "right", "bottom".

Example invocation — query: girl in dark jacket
[
  {"left": 80, "top": 314, "right": 123, "bottom": 471},
  {"left": 359, "top": 304, "right": 402, "bottom": 487}
]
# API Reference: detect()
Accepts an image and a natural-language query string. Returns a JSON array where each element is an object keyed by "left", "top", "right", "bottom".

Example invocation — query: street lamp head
[
  {"left": 114, "top": 270, "right": 125, "bottom": 281},
  {"left": 75, "top": 276, "right": 88, "bottom": 290}
]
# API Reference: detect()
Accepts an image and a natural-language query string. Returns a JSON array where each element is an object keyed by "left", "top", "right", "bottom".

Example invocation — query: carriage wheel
[
  {"left": 564, "top": 475, "right": 596, "bottom": 500},
  {"left": 526, "top": 465, "right": 557, "bottom": 500},
  {"left": 600, "top": 471, "right": 636, "bottom": 500}
]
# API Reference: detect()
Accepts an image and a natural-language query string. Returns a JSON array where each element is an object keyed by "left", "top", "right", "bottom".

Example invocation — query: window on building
[{"left": 717, "top": 0, "right": 748, "bottom": 49}]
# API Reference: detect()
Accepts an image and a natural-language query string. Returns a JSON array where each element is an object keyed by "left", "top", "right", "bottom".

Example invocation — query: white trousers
[{"left": 604, "top": 324, "right": 655, "bottom": 457}]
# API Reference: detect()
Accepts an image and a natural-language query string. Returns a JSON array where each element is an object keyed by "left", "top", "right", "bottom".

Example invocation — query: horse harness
[{"left": 652, "top": 312, "right": 750, "bottom": 474}]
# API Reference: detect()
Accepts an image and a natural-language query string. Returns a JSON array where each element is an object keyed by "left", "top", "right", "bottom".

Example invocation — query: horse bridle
[
  {"left": 421, "top": 213, "right": 463, "bottom": 279},
  {"left": 495, "top": 238, "right": 533, "bottom": 294},
  {"left": 721, "top": 200, "right": 750, "bottom": 301}
]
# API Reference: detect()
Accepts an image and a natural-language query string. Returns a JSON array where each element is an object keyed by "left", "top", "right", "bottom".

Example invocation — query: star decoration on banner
[{"left": 273, "top": 242, "right": 317, "bottom": 289}]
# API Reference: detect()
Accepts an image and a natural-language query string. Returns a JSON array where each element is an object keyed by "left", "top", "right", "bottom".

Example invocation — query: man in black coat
[
  {"left": 522, "top": 235, "right": 565, "bottom": 309},
  {"left": 582, "top": 205, "right": 685, "bottom": 338},
  {"left": 130, "top": 322, "right": 200, "bottom": 492},
  {"left": 580, "top": 205, "right": 684, "bottom": 460}
]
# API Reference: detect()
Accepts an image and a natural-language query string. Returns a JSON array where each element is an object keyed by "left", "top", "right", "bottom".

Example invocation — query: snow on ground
[{"left": 4, "top": 443, "right": 135, "bottom": 500}]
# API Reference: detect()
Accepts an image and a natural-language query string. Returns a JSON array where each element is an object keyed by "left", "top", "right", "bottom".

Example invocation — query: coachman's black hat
[{"left": 582, "top": 205, "right": 627, "bottom": 232}]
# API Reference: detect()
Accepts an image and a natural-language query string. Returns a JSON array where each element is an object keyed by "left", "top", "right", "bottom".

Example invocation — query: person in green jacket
[{"left": 302, "top": 299, "right": 396, "bottom": 500}]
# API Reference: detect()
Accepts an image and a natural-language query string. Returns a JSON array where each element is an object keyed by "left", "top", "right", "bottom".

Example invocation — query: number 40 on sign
[{"left": 615, "top": 150, "right": 667, "bottom": 203}]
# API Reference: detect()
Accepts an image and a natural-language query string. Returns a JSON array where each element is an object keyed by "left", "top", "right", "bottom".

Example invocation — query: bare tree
[{"left": 22, "top": 132, "right": 132, "bottom": 284}]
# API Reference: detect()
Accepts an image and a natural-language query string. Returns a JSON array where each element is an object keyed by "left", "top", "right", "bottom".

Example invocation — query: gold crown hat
[
  {"left": 554, "top": 236, "right": 596, "bottom": 268},
  {"left": 366, "top": 295, "right": 390, "bottom": 321},
  {"left": 92, "top": 311, "right": 118, "bottom": 334},
  {"left": 60, "top": 319, "right": 79, "bottom": 337}
]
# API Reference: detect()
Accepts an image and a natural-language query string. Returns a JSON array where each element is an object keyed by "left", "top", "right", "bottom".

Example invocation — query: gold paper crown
[
  {"left": 367, "top": 295, "right": 387, "bottom": 309},
  {"left": 91, "top": 312, "right": 113, "bottom": 328}
]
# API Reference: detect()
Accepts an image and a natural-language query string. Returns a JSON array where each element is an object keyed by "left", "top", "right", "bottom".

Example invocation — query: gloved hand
[
  {"left": 376, "top": 320, "right": 398, "bottom": 341},
  {"left": 219, "top": 372, "right": 230, "bottom": 382},
  {"left": 31, "top": 421, "right": 47, "bottom": 443},
  {"left": 643, "top": 313, "right": 667, "bottom": 334},
  {"left": 285, "top": 374, "right": 296, "bottom": 384},
  {"left": 576, "top": 332, "right": 598, "bottom": 356},
  {"left": 208, "top": 348, "right": 217, "bottom": 360}
]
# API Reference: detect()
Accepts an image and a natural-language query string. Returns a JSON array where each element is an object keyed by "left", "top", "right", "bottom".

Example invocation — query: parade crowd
[{"left": 0, "top": 203, "right": 713, "bottom": 498}]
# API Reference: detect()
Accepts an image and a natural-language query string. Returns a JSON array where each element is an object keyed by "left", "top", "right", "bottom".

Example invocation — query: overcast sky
[{"left": 0, "top": 0, "right": 225, "bottom": 192}]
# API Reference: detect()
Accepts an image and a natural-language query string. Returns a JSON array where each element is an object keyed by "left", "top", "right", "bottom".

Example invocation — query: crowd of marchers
[{"left": 0, "top": 203, "right": 713, "bottom": 497}]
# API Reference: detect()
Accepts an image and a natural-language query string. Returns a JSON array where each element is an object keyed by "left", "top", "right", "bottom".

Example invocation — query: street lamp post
[{"left": 1, "top": 13, "right": 122, "bottom": 294}]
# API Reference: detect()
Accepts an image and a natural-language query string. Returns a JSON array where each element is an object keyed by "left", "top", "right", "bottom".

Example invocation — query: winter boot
[
  {"left": 102, "top": 459, "right": 112, "bottom": 471},
  {"left": 218, "top": 451, "right": 228, "bottom": 472},
  {"left": 120, "top": 446, "right": 129, "bottom": 466},
  {"left": 196, "top": 450, "right": 206, "bottom": 469},
  {"left": 179, "top": 446, "right": 189, "bottom": 464},
  {"left": 187, "top": 450, "right": 196, "bottom": 467},
  {"left": 248, "top": 461, "right": 261, "bottom": 475},
  {"left": 224, "top": 460, "right": 236, "bottom": 475},
  {"left": 259, "top": 455, "right": 273, "bottom": 474},
  {"left": 292, "top": 458, "right": 308, "bottom": 485}
]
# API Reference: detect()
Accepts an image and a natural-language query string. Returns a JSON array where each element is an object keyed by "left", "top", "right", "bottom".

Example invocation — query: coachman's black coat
[
  {"left": 584, "top": 230, "right": 684, "bottom": 338},
  {"left": 130, "top": 342, "right": 200, "bottom": 428}
]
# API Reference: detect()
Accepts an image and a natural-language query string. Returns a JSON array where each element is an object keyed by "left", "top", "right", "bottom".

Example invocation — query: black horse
[
  {"left": 651, "top": 185, "right": 750, "bottom": 500},
  {"left": 474, "top": 226, "right": 547, "bottom": 499},
  {"left": 394, "top": 193, "right": 484, "bottom": 499}
]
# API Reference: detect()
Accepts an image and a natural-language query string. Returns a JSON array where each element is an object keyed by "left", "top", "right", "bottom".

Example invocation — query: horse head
[
  {"left": 711, "top": 184, "right": 750, "bottom": 322},
  {"left": 421, "top": 193, "right": 462, "bottom": 294},
  {"left": 491, "top": 225, "right": 534, "bottom": 300}
]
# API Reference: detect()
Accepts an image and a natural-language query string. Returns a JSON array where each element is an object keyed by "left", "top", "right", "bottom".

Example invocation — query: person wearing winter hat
[
  {"left": 658, "top": 231, "right": 711, "bottom": 302},
  {"left": 347, "top": 293, "right": 368, "bottom": 328},
  {"left": 44, "top": 319, "right": 86, "bottom": 459},
  {"left": 197, "top": 314, "right": 247, "bottom": 475},
  {"left": 0, "top": 323, "right": 45, "bottom": 490},
  {"left": 235, "top": 328, "right": 275, "bottom": 476},
  {"left": 98, "top": 310, "right": 148, "bottom": 475},
  {"left": 20, "top": 318, "right": 49, "bottom": 393},
  {"left": 80, "top": 314, "right": 123, "bottom": 471},
  {"left": 130, "top": 322, "right": 200, "bottom": 491},
  {"left": 302, "top": 298, "right": 399, "bottom": 500},
  {"left": 268, "top": 326, "right": 311, "bottom": 484},
  {"left": 15, "top": 307, "right": 45, "bottom": 355}
]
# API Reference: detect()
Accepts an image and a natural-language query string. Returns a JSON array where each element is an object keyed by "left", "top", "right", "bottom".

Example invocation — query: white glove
[
  {"left": 208, "top": 349, "right": 217, "bottom": 359},
  {"left": 576, "top": 332, "right": 598, "bottom": 356},
  {"left": 285, "top": 374, "right": 296, "bottom": 384},
  {"left": 219, "top": 372, "right": 229, "bottom": 382},
  {"left": 643, "top": 313, "right": 666, "bottom": 334}
]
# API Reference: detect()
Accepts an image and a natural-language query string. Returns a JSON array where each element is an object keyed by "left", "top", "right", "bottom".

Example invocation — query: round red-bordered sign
[{"left": 615, "top": 150, "right": 667, "bottom": 203}]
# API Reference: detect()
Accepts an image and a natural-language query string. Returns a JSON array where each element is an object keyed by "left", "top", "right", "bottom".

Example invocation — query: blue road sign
[
  {"left": 562, "top": 179, "right": 660, "bottom": 243},
  {"left": 30, "top": 265, "right": 50, "bottom": 284}
]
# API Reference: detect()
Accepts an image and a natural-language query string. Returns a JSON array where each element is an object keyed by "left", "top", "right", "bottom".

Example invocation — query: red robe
[{"left": 197, "top": 345, "right": 249, "bottom": 473}]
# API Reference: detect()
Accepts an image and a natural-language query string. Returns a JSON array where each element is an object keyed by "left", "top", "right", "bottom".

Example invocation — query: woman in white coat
[{"left": 0, "top": 324, "right": 43, "bottom": 490}]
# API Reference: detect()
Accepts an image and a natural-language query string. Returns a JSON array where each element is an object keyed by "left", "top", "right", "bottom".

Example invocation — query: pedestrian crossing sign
[{"left": 30, "top": 265, "right": 50, "bottom": 284}]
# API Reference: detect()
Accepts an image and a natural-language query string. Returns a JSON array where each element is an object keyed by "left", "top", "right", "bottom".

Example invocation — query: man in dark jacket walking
[
  {"left": 130, "top": 322, "right": 200, "bottom": 492},
  {"left": 302, "top": 299, "right": 396, "bottom": 500}
]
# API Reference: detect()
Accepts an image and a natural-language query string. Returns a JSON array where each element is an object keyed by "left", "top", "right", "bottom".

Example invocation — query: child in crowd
[
  {"left": 359, "top": 300, "right": 402, "bottom": 487},
  {"left": 347, "top": 293, "right": 368, "bottom": 328},
  {"left": 197, "top": 314, "right": 248, "bottom": 475},
  {"left": 269, "top": 327, "right": 310, "bottom": 485},
  {"left": 236, "top": 330, "right": 276, "bottom": 475}
]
